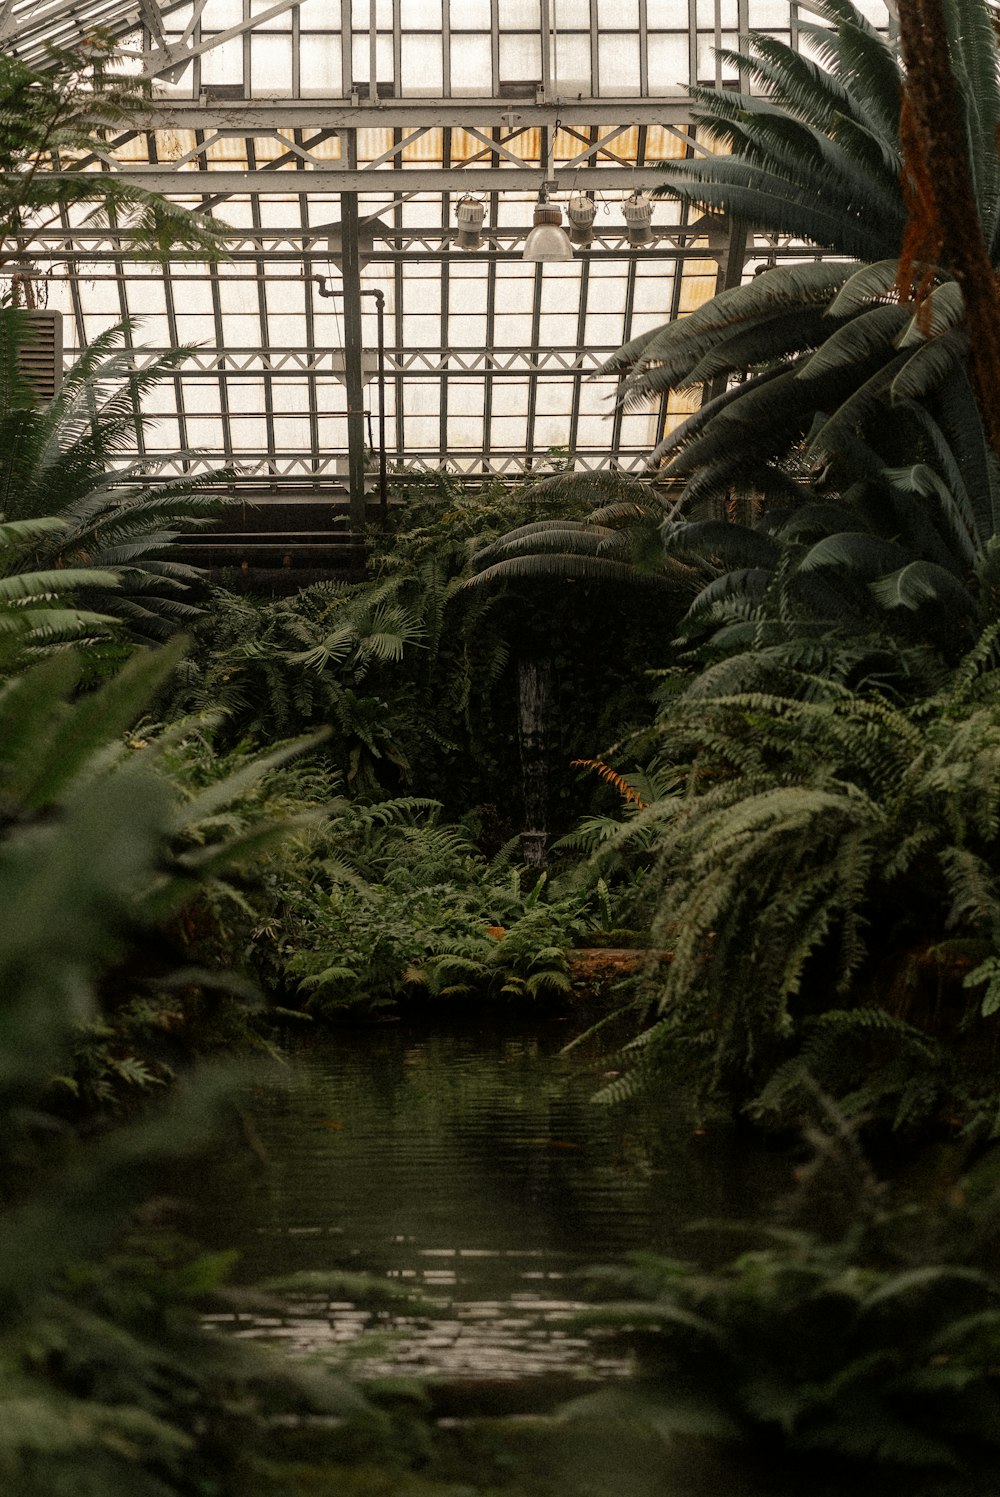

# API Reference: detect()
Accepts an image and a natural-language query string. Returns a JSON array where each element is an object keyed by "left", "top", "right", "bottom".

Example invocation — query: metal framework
[{"left": 3, "top": 0, "right": 891, "bottom": 495}]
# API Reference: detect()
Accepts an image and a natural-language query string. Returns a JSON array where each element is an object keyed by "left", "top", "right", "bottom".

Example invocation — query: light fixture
[
  {"left": 455, "top": 194, "right": 486, "bottom": 250},
  {"left": 622, "top": 190, "right": 653, "bottom": 246},
  {"left": 566, "top": 191, "right": 596, "bottom": 247},
  {"left": 522, "top": 201, "right": 573, "bottom": 262}
]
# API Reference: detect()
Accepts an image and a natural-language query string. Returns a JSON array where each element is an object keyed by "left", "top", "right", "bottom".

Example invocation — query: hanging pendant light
[
  {"left": 566, "top": 192, "right": 596, "bottom": 247},
  {"left": 455, "top": 194, "right": 486, "bottom": 251},
  {"left": 622, "top": 190, "right": 653, "bottom": 246},
  {"left": 522, "top": 201, "right": 573, "bottom": 262}
]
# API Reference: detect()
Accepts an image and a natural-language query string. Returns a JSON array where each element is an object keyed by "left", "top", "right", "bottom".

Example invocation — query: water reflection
[{"left": 186, "top": 1025, "right": 786, "bottom": 1379}]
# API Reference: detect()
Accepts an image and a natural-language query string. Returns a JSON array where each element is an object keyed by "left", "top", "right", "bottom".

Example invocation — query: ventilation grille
[{"left": 18, "top": 310, "right": 63, "bottom": 402}]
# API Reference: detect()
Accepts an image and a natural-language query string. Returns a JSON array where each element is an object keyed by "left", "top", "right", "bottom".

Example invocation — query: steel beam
[
  {"left": 140, "top": 98, "right": 698, "bottom": 130},
  {"left": 21, "top": 166, "right": 669, "bottom": 193}
]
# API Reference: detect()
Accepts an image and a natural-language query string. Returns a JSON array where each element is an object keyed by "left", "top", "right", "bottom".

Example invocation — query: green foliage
[
  {"left": 164, "top": 478, "right": 679, "bottom": 822},
  {"left": 567, "top": 1121, "right": 1000, "bottom": 1497},
  {"left": 0, "top": 639, "right": 369, "bottom": 1495},
  {"left": 0, "top": 312, "right": 235, "bottom": 642},
  {"left": 0, "top": 513, "right": 118, "bottom": 654},
  {"left": 0, "top": 40, "right": 224, "bottom": 263},
  {"left": 588, "top": 626, "right": 1000, "bottom": 1130},
  {"left": 260, "top": 799, "right": 594, "bottom": 1012}
]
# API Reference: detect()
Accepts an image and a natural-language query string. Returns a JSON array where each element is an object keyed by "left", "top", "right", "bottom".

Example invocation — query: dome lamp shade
[{"left": 522, "top": 202, "right": 573, "bottom": 262}]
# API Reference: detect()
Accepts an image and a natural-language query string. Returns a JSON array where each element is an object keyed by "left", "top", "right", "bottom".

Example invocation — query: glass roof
[{"left": 6, "top": 0, "right": 892, "bottom": 484}]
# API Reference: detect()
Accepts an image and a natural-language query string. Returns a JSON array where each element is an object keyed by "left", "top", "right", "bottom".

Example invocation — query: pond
[{"left": 186, "top": 1020, "right": 787, "bottom": 1386}]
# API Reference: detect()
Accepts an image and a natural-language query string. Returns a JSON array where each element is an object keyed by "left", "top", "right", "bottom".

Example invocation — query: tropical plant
[
  {"left": 0, "top": 39, "right": 223, "bottom": 268},
  {"left": 0, "top": 512, "right": 119, "bottom": 652},
  {"left": 568, "top": 1115, "right": 1000, "bottom": 1497},
  {"left": 471, "top": 0, "right": 1000, "bottom": 669},
  {"left": 163, "top": 479, "right": 680, "bottom": 824},
  {"left": 256, "top": 798, "right": 594, "bottom": 1013},
  {"left": 0, "top": 640, "right": 368, "bottom": 1497},
  {"left": 0, "top": 312, "right": 234, "bottom": 642},
  {"left": 585, "top": 625, "right": 1000, "bottom": 1132}
]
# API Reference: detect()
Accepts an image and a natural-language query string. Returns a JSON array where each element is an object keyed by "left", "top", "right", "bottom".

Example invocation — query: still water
[{"left": 188, "top": 1022, "right": 786, "bottom": 1382}]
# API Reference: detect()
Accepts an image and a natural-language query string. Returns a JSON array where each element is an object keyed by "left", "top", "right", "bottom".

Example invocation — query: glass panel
[
  {"left": 400, "top": 35, "right": 445, "bottom": 93},
  {"left": 534, "top": 412, "right": 571, "bottom": 446},
  {"left": 448, "top": 382, "right": 485, "bottom": 415},
  {"left": 185, "top": 381, "right": 222, "bottom": 414},
  {"left": 451, "top": 34, "right": 493, "bottom": 92},
  {"left": 267, "top": 314, "right": 304, "bottom": 344},
  {"left": 401, "top": 315, "right": 440, "bottom": 343},
  {"left": 498, "top": 34, "right": 542, "bottom": 78},
  {"left": 537, "top": 313, "right": 578, "bottom": 345},
  {"left": 539, "top": 271, "right": 581, "bottom": 313},
  {"left": 697, "top": 32, "right": 739, "bottom": 81},
  {"left": 534, "top": 379, "right": 572, "bottom": 414},
  {"left": 448, "top": 271, "right": 489, "bottom": 314},
  {"left": 450, "top": 0, "right": 492, "bottom": 25},
  {"left": 449, "top": 416, "right": 485, "bottom": 449},
  {"left": 299, "top": 0, "right": 343, "bottom": 25},
  {"left": 584, "top": 312, "right": 625, "bottom": 344},
  {"left": 490, "top": 414, "right": 528, "bottom": 446},
  {"left": 199, "top": 37, "right": 244, "bottom": 85},
  {"left": 574, "top": 415, "right": 613, "bottom": 446},
  {"left": 401, "top": 0, "right": 441, "bottom": 25},
  {"left": 405, "top": 415, "right": 440, "bottom": 445},
  {"left": 226, "top": 379, "right": 266, "bottom": 413},
  {"left": 647, "top": 34, "right": 691, "bottom": 91},
  {"left": 403, "top": 273, "right": 442, "bottom": 315},
  {"left": 498, "top": 0, "right": 541, "bottom": 25},
  {"left": 555, "top": 35, "right": 591, "bottom": 91},
  {"left": 491, "top": 313, "right": 534, "bottom": 344},
  {"left": 226, "top": 317, "right": 268, "bottom": 347},
  {"left": 450, "top": 315, "right": 487, "bottom": 346},
  {"left": 747, "top": 0, "right": 790, "bottom": 22},
  {"left": 853, "top": 0, "right": 890, "bottom": 22},
  {"left": 184, "top": 416, "right": 224, "bottom": 447},
  {"left": 617, "top": 411, "right": 658, "bottom": 448},
  {"left": 353, "top": 0, "right": 393, "bottom": 25},
  {"left": 696, "top": 0, "right": 738, "bottom": 25},
  {"left": 132, "top": 315, "right": 172, "bottom": 345},
  {"left": 300, "top": 36, "right": 343, "bottom": 93},
  {"left": 492, "top": 382, "right": 529, "bottom": 415},
  {"left": 598, "top": 0, "right": 638, "bottom": 25},
  {"left": 201, "top": 0, "right": 244, "bottom": 27},
  {"left": 556, "top": 0, "right": 592, "bottom": 23},
  {"left": 352, "top": 33, "right": 394, "bottom": 80},
  {"left": 144, "top": 417, "right": 181, "bottom": 449},
  {"left": 314, "top": 417, "right": 345, "bottom": 450},
  {"left": 633, "top": 268, "right": 673, "bottom": 307},
  {"left": 250, "top": 35, "right": 293, "bottom": 93},
  {"left": 598, "top": 32, "right": 641, "bottom": 93},
  {"left": 493, "top": 270, "right": 535, "bottom": 313}
]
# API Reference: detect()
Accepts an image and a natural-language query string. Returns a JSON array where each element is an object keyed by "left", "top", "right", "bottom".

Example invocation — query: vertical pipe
[
  {"left": 368, "top": 0, "right": 378, "bottom": 101},
  {"left": 540, "top": 0, "right": 552, "bottom": 98},
  {"left": 342, "top": 191, "right": 368, "bottom": 536},
  {"left": 376, "top": 289, "right": 388, "bottom": 523}
]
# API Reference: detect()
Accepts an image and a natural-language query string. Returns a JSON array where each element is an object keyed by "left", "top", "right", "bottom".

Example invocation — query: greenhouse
[
  {"left": 5, "top": 2, "right": 887, "bottom": 519},
  {"left": 7, "top": 1, "right": 1000, "bottom": 1495}
]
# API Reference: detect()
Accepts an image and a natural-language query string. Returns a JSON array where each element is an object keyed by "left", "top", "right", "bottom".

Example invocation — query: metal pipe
[
  {"left": 314, "top": 279, "right": 389, "bottom": 525},
  {"left": 375, "top": 288, "right": 387, "bottom": 525}
]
